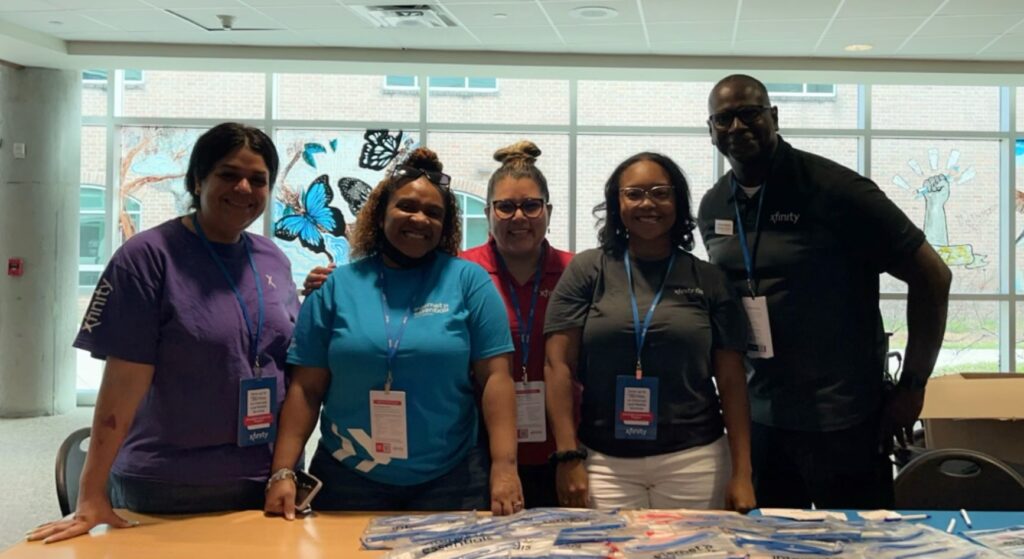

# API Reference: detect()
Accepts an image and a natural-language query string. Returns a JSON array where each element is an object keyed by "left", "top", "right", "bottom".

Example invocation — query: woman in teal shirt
[{"left": 265, "top": 148, "right": 523, "bottom": 517}]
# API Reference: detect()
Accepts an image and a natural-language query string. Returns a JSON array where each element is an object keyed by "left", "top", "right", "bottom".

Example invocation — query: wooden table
[{"left": 1, "top": 511, "right": 383, "bottom": 559}]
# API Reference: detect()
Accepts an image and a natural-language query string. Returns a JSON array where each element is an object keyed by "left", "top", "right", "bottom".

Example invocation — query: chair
[
  {"left": 55, "top": 427, "right": 91, "bottom": 516},
  {"left": 894, "top": 448, "right": 1024, "bottom": 511}
]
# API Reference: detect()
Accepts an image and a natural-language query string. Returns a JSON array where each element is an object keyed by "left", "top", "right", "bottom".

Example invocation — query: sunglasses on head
[
  {"left": 708, "top": 105, "right": 772, "bottom": 129},
  {"left": 391, "top": 165, "right": 451, "bottom": 188},
  {"left": 491, "top": 198, "right": 547, "bottom": 220}
]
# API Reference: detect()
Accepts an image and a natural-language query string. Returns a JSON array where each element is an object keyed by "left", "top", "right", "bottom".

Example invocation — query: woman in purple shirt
[{"left": 29, "top": 123, "right": 299, "bottom": 544}]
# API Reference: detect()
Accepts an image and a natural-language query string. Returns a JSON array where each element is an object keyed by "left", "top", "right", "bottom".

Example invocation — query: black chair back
[
  {"left": 56, "top": 427, "right": 91, "bottom": 516},
  {"left": 894, "top": 448, "right": 1024, "bottom": 511}
]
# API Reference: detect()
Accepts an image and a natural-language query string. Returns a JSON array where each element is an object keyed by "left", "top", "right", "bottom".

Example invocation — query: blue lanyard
[
  {"left": 192, "top": 214, "right": 264, "bottom": 377},
  {"left": 624, "top": 250, "right": 677, "bottom": 379},
  {"left": 731, "top": 175, "right": 766, "bottom": 297},
  {"left": 494, "top": 244, "right": 547, "bottom": 384},
  {"left": 377, "top": 259, "right": 426, "bottom": 391}
]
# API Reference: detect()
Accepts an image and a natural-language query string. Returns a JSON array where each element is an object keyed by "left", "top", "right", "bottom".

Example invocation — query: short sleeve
[
  {"left": 830, "top": 175, "right": 925, "bottom": 273},
  {"left": 73, "top": 252, "right": 161, "bottom": 364},
  {"left": 287, "top": 275, "right": 336, "bottom": 368},
  {"left": 462, "top": 264, "right": 514, "bottom": 362},
  {"left": 703, "top": 264, "right": 749, "bottom": 353},
  {"left": 544, "top": 250, "right": 596, "bottom": 334}
]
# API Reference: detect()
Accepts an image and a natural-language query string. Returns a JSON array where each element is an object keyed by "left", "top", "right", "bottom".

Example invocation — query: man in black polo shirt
[{"left": 697, "top": 74, "right": 952, "bottom": 508}]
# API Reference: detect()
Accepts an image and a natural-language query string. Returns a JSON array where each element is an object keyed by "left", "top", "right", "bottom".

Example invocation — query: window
[
  {"left": 385, "top": 75, "right": 499, "bottom": 93},
  {"left": 457, "top": 192, "right": 488, "bottom": 250},
  {"left": 82, "top": 69, "right": 144, "bottom": 86},
  {"left": 79, "top": 186, "right": 140, "bottom": 289},
  {"left": 765, "top": 83, "right": 836, "bottom": 98}
]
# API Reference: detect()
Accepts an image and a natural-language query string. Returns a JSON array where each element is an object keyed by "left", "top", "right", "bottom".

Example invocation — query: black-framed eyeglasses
[
  {"left": 491, "top": 198, "right": 547, "bottom": 220},
  {"left": 620, "top": 185, "right": 674, "bottom": 204},
  {"left": 708, "top": 106, "right": 772, "bottom": 129},
  {"left": 391, "top": 164, "right": 451, "bottom": 188}
]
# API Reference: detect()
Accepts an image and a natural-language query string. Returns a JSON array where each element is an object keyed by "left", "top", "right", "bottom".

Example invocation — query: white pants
[{"left": 585, "top": 435, "right": 731, "bottom": 510}]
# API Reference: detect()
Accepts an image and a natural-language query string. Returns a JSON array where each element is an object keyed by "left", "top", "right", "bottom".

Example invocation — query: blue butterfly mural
[
  {"left": 273, "top": 174, "right": 347, "bottom": 257},
  {"left": 359, "top": 129, "right": 412, "bottom": 171}
]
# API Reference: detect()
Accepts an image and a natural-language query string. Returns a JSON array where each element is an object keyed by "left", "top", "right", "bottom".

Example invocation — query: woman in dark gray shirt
[{"left": 544, "top": 152, "right": 755, "bottom": 511}]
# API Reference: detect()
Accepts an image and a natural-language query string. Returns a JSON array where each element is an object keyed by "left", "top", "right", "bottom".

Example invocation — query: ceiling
[{"left": 0, "top": 0, "right": 1023, "bottom": 62}]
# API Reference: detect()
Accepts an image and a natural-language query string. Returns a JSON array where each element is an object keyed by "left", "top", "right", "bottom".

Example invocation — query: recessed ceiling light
[
  {"left": 844, "top": 43, "right": 873, "bottom": 52},
  {"left": 493, "top": 12, "right": 508, "bottom": 19},
  {"left": 569, "top": 6, "right": 618, "bottom": 21}
]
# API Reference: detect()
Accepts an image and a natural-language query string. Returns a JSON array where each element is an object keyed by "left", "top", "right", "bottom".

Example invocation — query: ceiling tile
[
  {"left": 814, "top": 35, "right": 905, "bottom": 56},
  {"left": 826, "top": 16, "right": 924, "bottom": 41},
  {"left": 224, "top": 29, "right": 314, "bottom": 46},
  {"left": 898, "top": 34, "right": 997, "bottom": 55},
  {"left": 459, "top": 24, "right": 561, "bottom": 44},
  {"left": 565, "top": 42, "right": 647, "bottom": 54},
  {"left": 739, "top": 0, "right": 841, "bottom": 20},
  {"left": 735, "top": 18, "right": 829, "bottom": 41},
  {"left": 253, "top": 6, "right": 371, "bottom": 29},
  {"left": 144, "top": 0, "right": 243, "bottom": 8},
  {"left": 557, "top": 23, "right": 646, "bottom": 44},
  {"left": 542, "top": 1, "right": 642, "bottom": 26},
  {"left": 837, "top": 0, "right": 943, "bottom": 18},
  {"left": 382, "top": 25, "right": 479, "bottom": 48},
  {"left": 640, "top": 0, "right": 737, "bottom": 23},
  {"left": 0, "top": 10, "right": 116, "bottom": 33},
  {"left": 732, "top": 38, "right": 819, "bottom": 56},
  {"left": 978, "top": 32, "right": 1024, "bottom": 55},
  {"left": 0, "top": 0, "right": 59, "bottom": 10},
  {"left": 647, "top": 22, "right": 732, "bottom": 43},
  {"left": 78, "top": 9, "right": 198, "bottom": 32},
  {"left": 312, "top": 28, "right": 399, "bottom": 48},
  {"left": 916, "top": 15, "right": 1021, "bottom": 37},
  {"left": 47, "top": 0, "right": 146, "bottom": 7},
  {"left": 61, "top": 30, "right": 224, "bottom": 43},
  {"left": 440, "top": 2, "right": 547, "bottom": 28},
  {"left": 649, "top": 40, "right": 734, "bottom": 55},
  {"left": 241, "top": 0, "right": 339, "bottom": 6},
  {"left": 172, "top": 7, "right": 283, "bottom": 30},
  {"left": 940, "top": 0, "right": 1024, "bottom": 16}
]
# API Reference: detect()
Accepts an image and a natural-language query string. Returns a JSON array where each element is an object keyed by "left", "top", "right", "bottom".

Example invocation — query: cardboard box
[{"left": 919, "top": 373, "right": 1024, "bottom": 465}]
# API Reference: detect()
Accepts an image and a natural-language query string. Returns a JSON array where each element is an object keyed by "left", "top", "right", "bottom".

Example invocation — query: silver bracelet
[{"left": 265, "top": 468, "right": 296, "bottom": 492}]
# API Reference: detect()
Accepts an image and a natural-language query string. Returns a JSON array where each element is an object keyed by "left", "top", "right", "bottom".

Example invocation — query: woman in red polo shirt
[{"left": 460, "top": 141, "right": 573, "bottom": 508}]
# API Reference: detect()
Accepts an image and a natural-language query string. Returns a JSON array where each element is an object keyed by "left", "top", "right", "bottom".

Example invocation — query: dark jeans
[
  {"left": 751, "top": 418, "right": 895, "bottom": 509},
  {"left": 109, "top": 472, "right": 265, "bottom": 514},
  {"left": 519, "top": 462, "right": 558, "bottom": 508},
  {"left": 309, "top": 442, "right": 490, "bottom": 511}
]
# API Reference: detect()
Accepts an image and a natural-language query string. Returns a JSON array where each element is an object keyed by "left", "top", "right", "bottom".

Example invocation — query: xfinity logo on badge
[
  {"left": 674, "top": 287, "right": 705, "bottom": 297},
  {"left": 770, "top": 211, "right": 800, "bottom": 225}
]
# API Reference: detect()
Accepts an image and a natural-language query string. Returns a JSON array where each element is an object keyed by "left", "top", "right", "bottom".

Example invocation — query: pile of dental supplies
[{"left": 360, "top": 508, "right": 1015, "bottom": 558}]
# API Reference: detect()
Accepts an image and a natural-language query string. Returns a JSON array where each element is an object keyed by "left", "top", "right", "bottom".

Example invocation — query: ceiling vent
[{"left": 350, "top": 4, "right": 457, "bottom": 29}]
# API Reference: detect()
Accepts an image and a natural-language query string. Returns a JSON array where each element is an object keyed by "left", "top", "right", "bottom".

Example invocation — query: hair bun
[
  {"left": 404, "top": 147, "right": 443, "bottom": 173},
  {"left": 493, "top": 140, "right": 541, "bottom": 165}
]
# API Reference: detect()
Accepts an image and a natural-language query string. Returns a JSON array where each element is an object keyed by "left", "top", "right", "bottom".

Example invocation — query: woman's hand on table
[
  {"left": 555, "top": 460, "right": 589, "bottom": 508},
  {"left": 489, "top": 463, "right": 524, "bottom": 516},
  {"left": 725, "top": 474, "right": 756, "bottom": 514},
  {"left": 264, "top": 478, "right": 297, "bottom": 520},
  {"left": 27, "top": 497, "right": 137, "bottom": 544}
]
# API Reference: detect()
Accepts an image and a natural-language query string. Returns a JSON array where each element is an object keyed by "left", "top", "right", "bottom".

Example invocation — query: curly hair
[
  {"left": 593, "top": 152, "right": 696, "bottom": 254},
  {"left": 350, "top": 147, "right": 462, "bottom": 259},
  {"left": 487, "top": 140, "right": 549, "bottom": 203}
]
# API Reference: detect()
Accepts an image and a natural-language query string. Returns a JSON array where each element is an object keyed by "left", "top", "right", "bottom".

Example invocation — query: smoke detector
[{"left": 350, "top": 4, "right": 457, "bottom": 28}]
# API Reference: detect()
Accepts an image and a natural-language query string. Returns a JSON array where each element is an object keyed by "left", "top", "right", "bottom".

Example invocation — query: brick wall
[
  {"left": 121, "top": 71, "right": 265, "bottom": 119},
  {"left": 872, "top": 85, "right": 1001, "bottom": 131}
]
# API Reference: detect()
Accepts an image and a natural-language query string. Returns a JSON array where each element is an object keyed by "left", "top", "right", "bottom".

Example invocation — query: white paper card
[
  {"left": 370, "top": 390, "right": 408, "bottom": 460},
  {"left": 714, "top": 219, "right": 734, "bottom": 235},
  {"left": 761, "top": 508, "right": 848, "bottom": 521},
  {"left": 741, "top": 296, "right": 774, "bottom": 359},
  {"left": 515, "top": 381, "right": 547, "bottom": 443}
]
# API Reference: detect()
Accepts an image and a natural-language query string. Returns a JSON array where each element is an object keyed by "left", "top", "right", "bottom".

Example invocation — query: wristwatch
[
  {"left": 266, "top": 468, "right": 297, "bottom": 492},
  {"left": 549, "top": 448, "right": 588, "bottom": 464}
]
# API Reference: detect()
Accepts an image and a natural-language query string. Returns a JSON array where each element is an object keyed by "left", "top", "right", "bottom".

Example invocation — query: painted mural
[{"left": 273, "top": 129, "right": 418, "bottom": 284}]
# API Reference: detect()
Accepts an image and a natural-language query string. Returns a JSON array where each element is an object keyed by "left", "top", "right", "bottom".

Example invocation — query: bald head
[{"left": 709, "top": 74, "right": 771, "bottom": 112}]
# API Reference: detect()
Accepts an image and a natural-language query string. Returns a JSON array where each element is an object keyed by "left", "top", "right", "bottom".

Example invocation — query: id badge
[
  {"left": 614, "top": 375, "right": 658, "bottom": 441},
  {"left": 715, "top": 219, "right": 734, "bottom": 235},
  {"left": 741, "top": 296, "right": 775, "bottom": 359},
  {"left": 238, "top": 376, "right": 276, "bottom": 447},
  {"left": 370, "top": 390, "right": 408, "bottom": 460},
  {"left": 515, "top": 381, "right": 546, "bottom": 443}
]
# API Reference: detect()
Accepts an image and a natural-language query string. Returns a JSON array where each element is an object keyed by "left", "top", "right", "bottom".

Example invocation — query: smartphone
[{"left": 294, "top": 470, "right": 323, "bottom": 512}]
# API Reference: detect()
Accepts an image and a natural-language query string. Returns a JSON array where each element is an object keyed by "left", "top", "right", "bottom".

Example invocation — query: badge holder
[
  {"left": 238, "top": 362, "right": 277, "bottom": 447},
  {"left": 615, "top": 364, "right": 658, "bottom": 441}
]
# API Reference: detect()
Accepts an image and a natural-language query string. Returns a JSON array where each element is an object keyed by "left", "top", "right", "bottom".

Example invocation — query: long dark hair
[{"left": 593, "top": 152, "right": 696, "bottom": 254}]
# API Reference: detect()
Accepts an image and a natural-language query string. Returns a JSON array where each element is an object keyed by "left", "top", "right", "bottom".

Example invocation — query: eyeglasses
[
  {"left": 491, "top": 198, "right": 547, "bottom": 220},
  {"left": 391, "top": 164, "right": 452, "bottom": 188},
  {"left": 620, "top": 185, "right": 674, "bottom": 204},
  {"left": 708, "top": 106, "right": 772, "bottom": 129}
]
